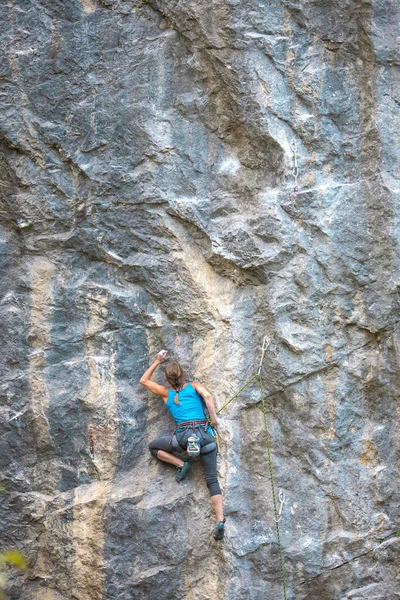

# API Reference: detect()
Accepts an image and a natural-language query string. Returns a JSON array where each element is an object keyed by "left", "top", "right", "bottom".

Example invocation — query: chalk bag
[{"left": 187, "top": 434, "right": 201, "bottom": 457}]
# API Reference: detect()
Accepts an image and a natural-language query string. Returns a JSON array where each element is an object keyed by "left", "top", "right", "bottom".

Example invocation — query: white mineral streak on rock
[
  {"left": 70, "top": 481, "right": 112, "bottom": 600},
  {"left": 65, "top": 294, "right": 118, "bottom": 600},
  {"left": 85, "top": 293, "right": 119, "bottom": 479},
  {"left": 218, "top": 156, "right": 241, "bottom": 175},
  {"left": 77, "top": 0, "right": 99, "bottom": 14},
  {"left": 27, "top": 258, "right": 59, "bottom": 597}
]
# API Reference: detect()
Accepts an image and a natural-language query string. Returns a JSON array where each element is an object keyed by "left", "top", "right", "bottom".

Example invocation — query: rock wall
[{"left": 1, "top": 1, "right": 399, "bottom": 599}]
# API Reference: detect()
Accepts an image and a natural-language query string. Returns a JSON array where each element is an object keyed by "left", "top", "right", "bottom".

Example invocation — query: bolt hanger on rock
[{"left": 290, "top": 138, "right": 300, "bottom": 196}]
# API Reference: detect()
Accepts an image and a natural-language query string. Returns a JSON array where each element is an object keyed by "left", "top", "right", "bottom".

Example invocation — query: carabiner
[
  {"left": 257, "top": 336, "right": 270, "bottom": 375},
  {"left": 275, "top": 489, "right": 285, "bottom": 522}
]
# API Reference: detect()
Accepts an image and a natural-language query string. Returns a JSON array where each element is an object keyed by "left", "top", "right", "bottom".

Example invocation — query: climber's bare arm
[
  {"left": 191, "top": 381, "right": 219, "bottom": 427},
  {"left": 139, "top": 351, "right": 168, "bottom": 401}
]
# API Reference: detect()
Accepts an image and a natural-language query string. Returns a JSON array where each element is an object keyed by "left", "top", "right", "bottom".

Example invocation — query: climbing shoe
[
  {"left": 175, "top": 461, "right": 191, "bottom": 482},
  {"left": 213, "top": 518, "right": 226, "bottom": 540}
]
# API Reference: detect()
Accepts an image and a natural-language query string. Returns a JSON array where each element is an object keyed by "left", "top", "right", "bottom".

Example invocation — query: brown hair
[{"left": 165, "top": 362, "right": 185, "bottom": 405}]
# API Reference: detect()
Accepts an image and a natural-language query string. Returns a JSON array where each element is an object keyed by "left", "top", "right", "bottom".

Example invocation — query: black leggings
[{"left": 149, "top": 435, "right": 221, "bottom": 497}]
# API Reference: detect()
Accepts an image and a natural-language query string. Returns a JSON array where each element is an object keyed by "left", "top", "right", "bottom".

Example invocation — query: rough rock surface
[{"left": 0, "top": 1, "right": 399, "bottom": 599}]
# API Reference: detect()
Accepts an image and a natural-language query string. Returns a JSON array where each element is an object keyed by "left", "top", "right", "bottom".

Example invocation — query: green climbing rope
[
  {"left": 217, "top": 364, "right": 287, "bottom": 600},
  {"left": 216, "top": 374, "right": 259, "bottom": 414},
  {"left": 258, "top": 373, "right": 287, "bottom": 600}
]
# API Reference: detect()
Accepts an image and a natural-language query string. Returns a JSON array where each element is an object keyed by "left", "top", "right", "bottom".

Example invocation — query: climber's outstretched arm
[
  {"left": 191, "top": 381, "right": 219, "bottom": 428},
  {"left": 139, "top": 351, "right": 168, "bottom": 401}
]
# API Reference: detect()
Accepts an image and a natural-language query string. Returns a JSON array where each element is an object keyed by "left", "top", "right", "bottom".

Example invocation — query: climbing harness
[
  {"left": 217, "top": 338, "right": 288, "bottom": 600},
  {"left": 290, "top": 138, "right": 300, "bottom": 196},
  {"left": 175, "top": 419, "right": 209, "bottom": 432},
  {"left": 173, "top": 419, "right": 217, "bottom": 455}
]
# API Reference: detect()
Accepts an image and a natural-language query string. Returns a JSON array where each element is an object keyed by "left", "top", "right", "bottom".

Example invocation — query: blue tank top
[{"left": 166, "top": 382, "right": 212, "bottom": 433}]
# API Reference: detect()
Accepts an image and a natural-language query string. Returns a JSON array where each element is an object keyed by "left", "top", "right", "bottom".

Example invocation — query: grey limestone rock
[{"left": 0, "top": 0, "right": 399, "bottom": 599}]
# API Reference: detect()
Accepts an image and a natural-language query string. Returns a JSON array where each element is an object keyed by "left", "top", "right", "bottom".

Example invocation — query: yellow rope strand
[
  {"left": 216, "top": 366, "right": 287, "bottom": 598},
  {"left": 258, "top": 374, "right": 287, "bottom": 600},
  {"left": 216, "top": 374, "right": 259, "bottom": 414}
]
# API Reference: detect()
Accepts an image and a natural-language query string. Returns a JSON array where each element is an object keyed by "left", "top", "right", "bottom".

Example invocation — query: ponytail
[{"left": 165, "top": 362, "right": 185, "bottom": 404}]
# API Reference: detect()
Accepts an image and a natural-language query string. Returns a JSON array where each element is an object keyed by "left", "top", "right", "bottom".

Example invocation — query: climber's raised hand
[
  {"left": 157, "top": 349, "right": 168, "bottom": 363},
  {"left": 139, "top": 350, "right": 168, "bottom": 400}
]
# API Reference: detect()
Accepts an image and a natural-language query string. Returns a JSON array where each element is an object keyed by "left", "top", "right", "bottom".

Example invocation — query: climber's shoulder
[
  {"left": 140, "top": 379, "right": 169, "bottom": 401},
  {"left": 190, "top": 381, "right": 211, "bottom": 398}
]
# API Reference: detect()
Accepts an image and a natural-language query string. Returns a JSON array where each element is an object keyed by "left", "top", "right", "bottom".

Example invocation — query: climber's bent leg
[
  {"left": 157, "top": 450, "right": 184, "bottom": 468},
  {"left": 201, "top": 447, "right": 224, "bottom": 521},
  {"left": 149, "top": 436, "right": 184, "bottom": 468}
]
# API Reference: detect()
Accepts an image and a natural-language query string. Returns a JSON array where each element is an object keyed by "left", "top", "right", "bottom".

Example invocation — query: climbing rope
[
  {"left": 216, "top": 374, "right": 259, "bottom": 414},
  {"left": 259, "top": 373, "right": 287, "bottom": 599},
  {"left": 217, "top": 338, "right": 288, "bottom": 600}
]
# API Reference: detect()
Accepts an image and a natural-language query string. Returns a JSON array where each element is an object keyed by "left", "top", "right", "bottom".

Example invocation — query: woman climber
[{"left": 139, "top": 350, "right": 225, "bottom": 540}]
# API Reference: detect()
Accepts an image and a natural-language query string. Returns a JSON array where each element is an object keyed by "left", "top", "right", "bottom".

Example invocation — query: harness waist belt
[{"left": 175, "top": 419, "right": 209, "bottom": 432}]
